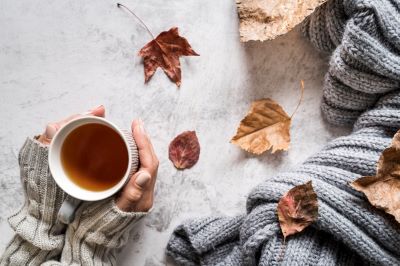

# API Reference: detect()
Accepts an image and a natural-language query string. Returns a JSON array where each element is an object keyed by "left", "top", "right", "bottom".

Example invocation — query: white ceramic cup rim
[{"left": 49, "top": 116, "right": 132, "bottom": 201}]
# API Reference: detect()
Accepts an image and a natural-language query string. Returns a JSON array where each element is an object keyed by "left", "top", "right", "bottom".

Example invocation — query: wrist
[
  {"left": 115, "top": 191, "right": 153, "bottom": 213},
  {"left": 70, "top": 199, "right": 147, "bottom": 249},
  {"left": 115, "top": 196, "right": 145, "bottom": 212}
]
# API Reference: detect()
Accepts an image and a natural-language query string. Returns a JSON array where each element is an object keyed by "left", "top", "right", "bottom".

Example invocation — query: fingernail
[
  {"left": 45, "top": 124, "right": 58, "bottom": 139},
  {"left": 135, "top": 172, "right": 151, "bottom": 187},
  {"left": 137, "top": 119, "right": 146, "bottom": 135}
]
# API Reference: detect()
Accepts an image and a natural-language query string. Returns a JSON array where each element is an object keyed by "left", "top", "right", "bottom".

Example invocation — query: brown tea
[{"left": 61, "top": 123, "right": 128, "bottom": 191}]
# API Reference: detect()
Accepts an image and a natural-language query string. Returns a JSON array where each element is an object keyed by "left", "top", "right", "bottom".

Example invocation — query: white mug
[{"left": 49, "top": 116, "right": 139, "bottom": 224}]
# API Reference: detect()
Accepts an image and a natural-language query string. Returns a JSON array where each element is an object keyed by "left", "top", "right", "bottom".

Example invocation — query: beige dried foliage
[
  {"left": 231, "top": 81, "right": 304, "bottom": 155},
  {"left": 351, "top": 130, "right": 400, "bottom": 223},
  {"left": 236, "top": 0, "right": 327, "bottom": 42},
  {"left": 231, "top": 98, "right": 291, "bottom": 154}
]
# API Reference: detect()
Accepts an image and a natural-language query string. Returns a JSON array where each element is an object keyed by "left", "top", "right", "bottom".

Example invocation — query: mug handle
[{"left": 57, "top": 196, "right": 81, "bottom": 224}]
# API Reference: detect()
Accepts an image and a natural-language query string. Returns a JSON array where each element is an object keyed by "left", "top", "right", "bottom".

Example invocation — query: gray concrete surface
[{"left": 0, "top": 0, "right": 350, "bottom": 265}]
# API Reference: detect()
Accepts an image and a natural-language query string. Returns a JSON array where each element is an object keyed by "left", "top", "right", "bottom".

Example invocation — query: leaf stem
[
  {"left": 117, "top": 3, "right": 155, "bottom": 39},
  {"left": 290, "top": 80, "right": 305, "bottom": 119}
]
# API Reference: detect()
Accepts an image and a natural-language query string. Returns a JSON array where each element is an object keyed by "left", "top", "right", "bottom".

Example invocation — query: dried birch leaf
[
  {"left": 231, "top": 99, "right": 291, "bottom": 154},
  {"left": 231, "top": 81, "right": 304, "bottom": 155},
  {"left": 139, "top": 27, "right": 199, "bottom": 87},
  {"left": 277, "top": 181, "right": 318, "bottom": 239},
  {"left": 351, "top": 130, "right": 400, "bottom": 223},
  {"left": 169, "top": 131, "right": 200, "bottom": 169},
  {"left": 236, "top": 0, "right": 327, "bottom": 42}
]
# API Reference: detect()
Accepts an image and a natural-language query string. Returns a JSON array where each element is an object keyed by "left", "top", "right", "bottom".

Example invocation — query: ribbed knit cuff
[
  {"left": 70, "top": 199, "right": 146, "bottom": 249},
  {"left": 54, "top": 199, "right": 147, "bottom": 265},
  {"left": 18, "top": 137, "right": 49, "bottom": 174},
  {"left": 8, "top": 137, "right": 67, "bottom": 251}
]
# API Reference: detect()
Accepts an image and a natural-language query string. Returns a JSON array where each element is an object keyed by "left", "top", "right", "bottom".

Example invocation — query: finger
[
  {"left": 44, "top": 114, "right": 80, "bottom": 140},
  {"left": 44, "top": 123, "right": 60, "bottom": 140},
  {"left": 60, "top": 105, "right": 105, "bottom": 124},
  {"left": 43, "top": 105, "right": 105, "bottom": 141},
  {"left": 133, "top": 171, "right": 152, "bottom": 189},
  {"left": 117, "top": 171, "right": 151, "bottom": 211},
  {"left": 131, "top": 119, "right": 155, "bottom": 168},
  {"left": 60, "top": 114, "right": 81, "bottom": 125},
  {"left": 84, "top": 105, "right": 105, "bottom": 118}
]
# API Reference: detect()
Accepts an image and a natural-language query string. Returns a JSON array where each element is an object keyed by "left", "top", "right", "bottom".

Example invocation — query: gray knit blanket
[{"left": 166, "top": 0, "right": 400, "bottom": 265}]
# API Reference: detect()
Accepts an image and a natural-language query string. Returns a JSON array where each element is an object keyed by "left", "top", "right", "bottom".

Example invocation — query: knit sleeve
[
  {"left": 0, "top": 138, "right": 67, "bottom": 266},
  {"left": 1, "top": 137, "right": 146, "bottom": 266},
  {"left": 41, "top": 200, "right": 146, "bottom": 266}
]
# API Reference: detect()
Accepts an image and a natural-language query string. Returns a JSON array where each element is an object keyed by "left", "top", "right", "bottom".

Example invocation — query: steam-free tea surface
[{"left": 61, "top": 123, "right": 128, "bottom": 191}]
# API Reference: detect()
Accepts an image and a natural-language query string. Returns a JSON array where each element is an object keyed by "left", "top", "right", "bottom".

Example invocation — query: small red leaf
[
  {"left": 169, "top": 131, "right": 200, "bottom": 169},
  {"left": 277, "top": 181, "right": 318, "bottom": 240}
]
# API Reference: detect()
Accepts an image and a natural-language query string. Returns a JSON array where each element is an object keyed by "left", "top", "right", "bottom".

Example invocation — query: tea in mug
[{"left": 60, "top": 123, "right": 128, "bottom": 191}]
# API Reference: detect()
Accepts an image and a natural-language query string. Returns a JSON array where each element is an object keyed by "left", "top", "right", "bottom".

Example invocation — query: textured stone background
[{"left": 0, "top": 0, "right": 349, "bottom": 265}]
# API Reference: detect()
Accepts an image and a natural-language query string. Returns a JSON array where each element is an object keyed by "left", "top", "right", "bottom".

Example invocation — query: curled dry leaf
[
  {"left": 351, "top": 130, "right": 400, "bottom": 223},
  {"left": 169, "top": 131, "right": 200, "bottom": 169},
  {"left": 236, "top": 0, "right": 327, "bottom": 42},
  {"left": 231, "top": 81, "right": 304, "bottom": 154},
  {"left": 139, "top": 27, "right": 199, "bottom": 87},
  {"left": 277, "top": 181, "right": 319, "bottom": 240},
  {"left": 231, "top": 99, "right": 291, "bottom": 154}
]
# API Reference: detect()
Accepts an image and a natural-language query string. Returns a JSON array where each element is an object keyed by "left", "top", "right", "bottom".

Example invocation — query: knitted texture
[
  {"left": 0, "top": 138, "right": 67, "bottom": 265},
  {"left": 166, "top": 0, "right": 400, "bottom": 265},
  {"left": 302, "top": 0, "right": 400, "bottom": 125},
  {"left": 0, "top": 138, "right": 145, "bottom": 266},
  {"left": 43, "top": 200, "right": 146, "bottom": 266}
]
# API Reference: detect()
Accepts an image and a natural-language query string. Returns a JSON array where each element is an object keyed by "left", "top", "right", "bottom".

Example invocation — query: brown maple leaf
[
  {"left": 138, "top": 27, "right": 199, "bottom": 87},
  {"left": 230, "top": 81, "right": 304, "bottom": 154},
  {"left": 277, "top": 181, "right": 319, "bottom": 240},
  {"left": 169, "top": 131, "right": 200, "bottom": 169},
  {"left": 351, "top": 130, "right": 400, "bottom": 223}
]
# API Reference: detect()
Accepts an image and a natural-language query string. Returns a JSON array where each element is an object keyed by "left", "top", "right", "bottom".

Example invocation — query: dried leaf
[
  {"left": 169, "top": 131, "right": 200, "bottom": 169},
  {"left": 231, "top": 81, "right": 304, "bottom": 154},
  {"left": 138, "top": 27, "right": 199, "bottom": 87},
  {"left": 277, "top": 181, "right": 318, "bottom": 239},
  {"left": 231, "top": 99, "right": 291, "bottom": 154},
  {"left": 351, "top": 130, "right": 400, "bottom": 223},
  {"left": 236, "top": 0, "right": 327, "bottom": 42}
]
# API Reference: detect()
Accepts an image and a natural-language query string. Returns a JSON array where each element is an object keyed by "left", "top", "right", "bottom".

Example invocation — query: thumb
[
  {"left": 133, "top": 171, "right": 151, "bottom": 189},
  {"left": 116, "top": 171, "right": 151, "bottom": 212}
]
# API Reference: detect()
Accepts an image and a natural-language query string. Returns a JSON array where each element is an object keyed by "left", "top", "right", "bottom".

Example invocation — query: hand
[
  {"left": 37, "top": 105, "right": 105, "bottom": 145},
  {"left": 10, "top": 105, "right": 105, "bottom": 244},
  {"left": 116, "top": 119, "right": 159, "bottom": 212}
]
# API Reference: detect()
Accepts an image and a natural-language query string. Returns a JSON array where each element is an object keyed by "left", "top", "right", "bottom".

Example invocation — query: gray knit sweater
[
  {"left": 166, "top": 0, "right": 400, "bottom": 265},
  {"left": 0, "top": 138, "right": 146, "bottom": 265}
]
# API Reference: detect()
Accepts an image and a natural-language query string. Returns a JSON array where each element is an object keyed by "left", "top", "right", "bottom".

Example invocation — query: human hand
[
  {"left": 36, "top": 105, "right": 105, "bottom": 145},
  {"left": 37, "top": 106, "right": 158, "bottom": 212},
  {"left": 10, "top": 106, "right": 105, "bottom": 242},
  {"left": 116, "top": 119, "right": 159, "bottom": 212}
]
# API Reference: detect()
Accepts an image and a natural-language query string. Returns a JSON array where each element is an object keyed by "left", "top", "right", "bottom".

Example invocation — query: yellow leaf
[
  {"left": 231, "top": 98, "right": 291, "bottom": 154},
  {"left": 351, "top": 130, "right": 400, "bottom": 223}
]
